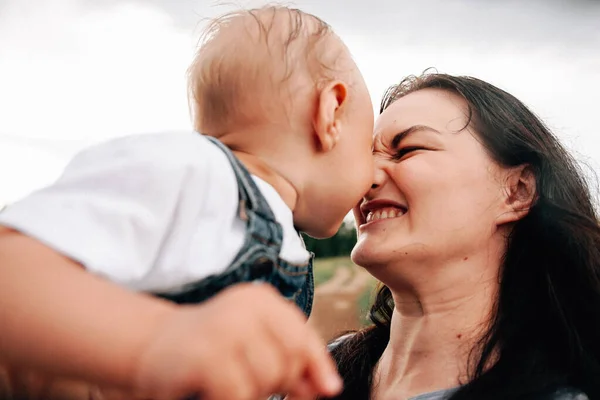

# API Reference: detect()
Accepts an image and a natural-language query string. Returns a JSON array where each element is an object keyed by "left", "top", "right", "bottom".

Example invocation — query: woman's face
[{"left": 352, "top": 88, "right": 510, "bottom": 273}]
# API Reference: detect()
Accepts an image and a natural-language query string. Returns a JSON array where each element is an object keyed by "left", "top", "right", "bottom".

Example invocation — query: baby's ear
[
  {"left": 496, "top": 164, "right": 537, "bottom": 226},
  {"left": 312, "top": 80, "right": 348, "bottom": 152}
]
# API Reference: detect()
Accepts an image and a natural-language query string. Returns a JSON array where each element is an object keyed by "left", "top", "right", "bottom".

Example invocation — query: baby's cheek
[
  {"left": 357, "top": 152, "right": 375, "bottom": 176},
  {"left": 348, "top": 162, "right": 373, "bottom": 194},
  {"left": 352, "top": 206, "right": 362, "bottom": 222}
]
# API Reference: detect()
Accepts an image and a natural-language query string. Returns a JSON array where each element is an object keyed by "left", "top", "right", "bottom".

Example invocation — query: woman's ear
[{"left": 496, "top": 165, "right": 537, "bottom": 226}]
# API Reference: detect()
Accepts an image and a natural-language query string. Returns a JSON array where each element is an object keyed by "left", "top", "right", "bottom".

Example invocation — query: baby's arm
[
  {"left": 0, "top": 133, "right": 199, "bottom": 391},
  {"left": 0, "top": 225, "right": 175, "bottom": 390},
  {"left": 0, "top": 227, "right": 342, "bottom": 400}
]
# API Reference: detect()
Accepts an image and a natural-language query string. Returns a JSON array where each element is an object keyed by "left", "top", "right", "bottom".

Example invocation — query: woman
[{"left": 329, "top": 73, "right": 600, "bottom": 399}]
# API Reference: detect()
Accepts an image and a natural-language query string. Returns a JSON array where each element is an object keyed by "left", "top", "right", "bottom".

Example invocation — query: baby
[{"left": 0, "top": 5, "right": 374, "bottom": 400}]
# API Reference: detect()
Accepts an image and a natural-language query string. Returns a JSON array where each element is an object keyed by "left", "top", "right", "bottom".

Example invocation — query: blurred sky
[{"left": 1, "top": 0, "right": 599, "bottom": 205}]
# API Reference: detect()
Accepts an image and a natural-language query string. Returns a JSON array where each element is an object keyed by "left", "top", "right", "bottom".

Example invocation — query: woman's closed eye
[{"left": 392, "top": 146, "right": 427, "bottom": 161}]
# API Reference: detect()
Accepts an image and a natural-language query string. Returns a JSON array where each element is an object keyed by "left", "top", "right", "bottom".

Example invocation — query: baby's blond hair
[{"left": 187, "top": 5, "right": 343, "bottom": 135}]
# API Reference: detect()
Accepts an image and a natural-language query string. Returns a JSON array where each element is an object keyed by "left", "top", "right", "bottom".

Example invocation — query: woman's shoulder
[
  {"left": 534, "top": 387, "right": 588, "bottom": 400},
  {"left": 327, "top": 332, "right": 356, "bottom": 352},
  {"left": 325, "top": 334, "right": 590, "bottom": 400}
]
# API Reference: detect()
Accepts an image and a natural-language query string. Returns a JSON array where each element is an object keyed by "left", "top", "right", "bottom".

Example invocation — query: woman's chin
[
  {"left": 351, "top": 242, "right": 391, "bottom": 269},
  {"left": 352, "top": 239, "right": 432, "bottom": 271}
]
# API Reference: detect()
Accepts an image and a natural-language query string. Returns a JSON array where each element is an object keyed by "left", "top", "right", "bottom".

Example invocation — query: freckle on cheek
[
  {"left": 457, "top": 334, "right": 463, "bottom": 339},
  {"left": 463, "top": 257, "right": 469, "bottom": 261}
]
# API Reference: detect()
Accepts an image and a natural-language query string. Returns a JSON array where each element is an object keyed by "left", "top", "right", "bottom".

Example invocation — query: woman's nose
[{"left": 368, "top": 157, "right": 387, "bottom": 192}]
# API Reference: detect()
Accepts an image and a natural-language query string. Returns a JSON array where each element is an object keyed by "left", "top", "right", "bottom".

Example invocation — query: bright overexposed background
[{"left": 1, "top": 0, "right": 600, "bottom": 207}]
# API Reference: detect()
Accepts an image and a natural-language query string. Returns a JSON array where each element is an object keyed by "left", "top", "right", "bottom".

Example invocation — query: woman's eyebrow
[{"left": 391, "top": 125, "right": 441, "bottom": 148}]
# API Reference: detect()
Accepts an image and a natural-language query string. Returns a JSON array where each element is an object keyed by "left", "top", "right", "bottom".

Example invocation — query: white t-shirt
[{"left": 0, "top": 132, "right": 310, "bottom": 294}]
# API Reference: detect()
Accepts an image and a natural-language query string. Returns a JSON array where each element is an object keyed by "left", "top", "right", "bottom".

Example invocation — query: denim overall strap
[{"left": 203, "top": 136, "right": 283, "bottom": 268}]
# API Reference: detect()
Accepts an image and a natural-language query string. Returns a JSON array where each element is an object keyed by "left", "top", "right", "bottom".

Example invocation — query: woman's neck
[{"left": 372, "top": 254, "right": 500, "bottom": 400}]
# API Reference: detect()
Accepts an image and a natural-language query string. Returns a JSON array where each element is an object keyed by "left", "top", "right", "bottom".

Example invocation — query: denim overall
[{"left": 157, "top": 136, "right": 314, "bottom": 317}]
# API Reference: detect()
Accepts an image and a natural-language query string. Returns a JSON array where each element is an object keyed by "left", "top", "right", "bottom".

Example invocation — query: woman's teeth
[{"left": 366, "top": 207, "right": 405, "bottom": 222}]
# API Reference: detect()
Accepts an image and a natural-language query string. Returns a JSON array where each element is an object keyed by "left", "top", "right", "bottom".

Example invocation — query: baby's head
[{"left": 188, "top": 6, "right": 374, "bottom": 238}]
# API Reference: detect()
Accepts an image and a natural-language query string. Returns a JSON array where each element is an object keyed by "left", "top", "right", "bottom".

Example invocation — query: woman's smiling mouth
[
  {"left": 359, "top": 199, "right": 408, "bottom": 226},
  {"left": 366, "top": 207, "right": 406, "bottom": 222}
]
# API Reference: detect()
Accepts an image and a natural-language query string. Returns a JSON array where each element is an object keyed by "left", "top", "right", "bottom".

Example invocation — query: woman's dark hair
[{"left": 327, "top": 72, "right": 600, "bottom": 399}]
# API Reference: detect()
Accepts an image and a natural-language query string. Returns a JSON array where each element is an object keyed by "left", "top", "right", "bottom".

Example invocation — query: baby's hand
[{"left": 133, "top": 283, "right": 342, "bottom": 400}]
